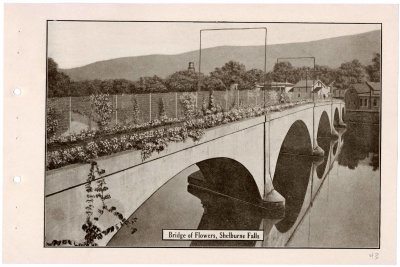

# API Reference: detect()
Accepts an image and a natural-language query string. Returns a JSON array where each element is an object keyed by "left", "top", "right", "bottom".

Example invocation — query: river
[{"left": 108, "top": 122, "right": 380, "bottom": 248}]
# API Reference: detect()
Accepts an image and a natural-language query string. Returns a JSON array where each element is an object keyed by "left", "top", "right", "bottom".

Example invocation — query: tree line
[{"left": 47, "top": 53, "right": 380, "bottom": 98}]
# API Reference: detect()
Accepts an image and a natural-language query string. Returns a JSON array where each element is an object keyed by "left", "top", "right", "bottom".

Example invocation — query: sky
[{"left": 48, "top": 21, "right": 381, "bottom": 69}]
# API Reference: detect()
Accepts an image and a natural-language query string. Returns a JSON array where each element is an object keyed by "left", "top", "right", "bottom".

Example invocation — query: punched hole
[{"left": 13, "top": 88, "right": 21, "bottom": 96}]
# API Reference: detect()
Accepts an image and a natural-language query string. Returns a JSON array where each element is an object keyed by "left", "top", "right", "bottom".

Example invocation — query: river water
[{"left": 108, "top": 122, "right": 380, "bottom": 248}]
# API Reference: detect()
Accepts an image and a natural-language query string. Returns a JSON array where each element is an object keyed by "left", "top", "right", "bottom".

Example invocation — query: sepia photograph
[
  {"left": 3, "top": 3, "right": 397, "bottom": 264},
  {"left": 44, "top": 21, "right": 381, "bottom": 248}
]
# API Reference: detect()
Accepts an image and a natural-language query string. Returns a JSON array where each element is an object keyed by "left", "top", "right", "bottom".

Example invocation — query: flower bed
[
  {"left": 47, "top": 117, "right": 184, "bottom": 149},
  {"left": 46, "top": 100, "right": 311, "bottom": 170}
]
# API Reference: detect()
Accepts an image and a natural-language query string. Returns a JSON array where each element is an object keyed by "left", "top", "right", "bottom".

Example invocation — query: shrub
[
  {"left": 90, "top": 94, "right": 113, "bottom": 130},
  {"left": 47, "top": 107, "right": 59, "bottom": 138},
  {"left": 281, "top": 91, "right": 292, "bottom": 103},
  {"left": 265, "top": 90, "right": 279, "bottom": 106},
  {"left": 158, "top": 97, "right": 168, "bottom": 122},
  {"left": 179, "top": 93, "right": 197, "bottom": 119},
  {"left": 206, "top": 90, "right": 222, "bottom": 114},
  {"left": 131, "top": 97, "right": 140, "bottom": 124}
]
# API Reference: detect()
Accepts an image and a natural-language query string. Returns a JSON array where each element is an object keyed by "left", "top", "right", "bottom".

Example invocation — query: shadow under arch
[
  {"left": 334, "top": 108, "right": 340, "bottom": 127},
  {"left": 187, "top": 158, "right": 284, "bottom": 247},
  {"left": 317, "top": 111, "right": 331, "bottom": 138},
  {"left": 279, "top": 120, "right": 313, "bottom": 155},
  {"left": 107, "top": 156, "right": 264, "bottom": 247},
  {"left": 191, "top": 157, "right": 262, "bottom": 203},
  {"left": 273, "top": 120, "right": 313, "bottom": 233}
]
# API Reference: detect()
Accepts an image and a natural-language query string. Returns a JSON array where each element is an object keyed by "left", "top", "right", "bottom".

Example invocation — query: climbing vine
[{"left": 46, "top": 161, "right": 137, "bottom": 246}]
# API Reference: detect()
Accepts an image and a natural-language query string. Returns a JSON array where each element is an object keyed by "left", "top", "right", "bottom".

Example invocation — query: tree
[
  {"left": 201, "top": 75, "right": 226, "bottom": 91},
  {"left": 313, "top": 65, "right": 337, "bottom": 85},
  {"left": 271, "top": 61, "right": 296, "bottom": 83},
  {"left": 47, "top": 57, "right": 72, "bottom": 97},
  {"left": 111, "top": 79, "right": 131, "bottom": 94},
  {"left": 165, "top": 70, "right": 202, "bottom": 92},
  {"left": 366, "top": 53, "right": 380, "bottom": 82},
  {"left": 334, "top": 59, "right": 367, "bottom": 90},
  {"left": 243, "top": 68, "right": 264, "bottom": 90},
  {"left": 137, "top": 75, "right": 167, "bottom": 93},
  {"left": 209, "top": 61, "right": 247, "bottom": 89}
]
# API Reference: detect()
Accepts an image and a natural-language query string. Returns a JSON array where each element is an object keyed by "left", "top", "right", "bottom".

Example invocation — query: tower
[{"left": 188, "top": 62, "right": 195, "bottom": 72}]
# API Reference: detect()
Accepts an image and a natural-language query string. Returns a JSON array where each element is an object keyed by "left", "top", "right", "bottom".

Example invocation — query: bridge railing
[{"left": 47, "top": 89, "right": 335, "bottom": 138}]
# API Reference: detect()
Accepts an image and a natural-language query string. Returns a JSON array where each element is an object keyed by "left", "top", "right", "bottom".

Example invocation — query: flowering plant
[
  {"left": 46, "top": 161, "right": 137, "bottom": 246},
  {"left": 47, "top": 107, "right": 59, "bottom": 138},
  {"left": 90, "top": 94, "right": 113, "bottom": 130},
  {"left": 179, "top": 93, "right": 197, "bottom": 119},
  {"left": 46, "top": 100, "right": 310, "bottom": 170}
]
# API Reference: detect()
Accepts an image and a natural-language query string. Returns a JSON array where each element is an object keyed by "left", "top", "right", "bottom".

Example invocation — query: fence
[{"left": 48, "top": 90, "right": 272, "bottom": 136}]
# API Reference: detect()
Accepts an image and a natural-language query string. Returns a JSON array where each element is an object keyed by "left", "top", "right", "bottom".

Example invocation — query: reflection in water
[
  {"left": 333, "top": 141, "right": 338, "bottom": 155},
  {"left": 195, "top": 158, "right": 262, "bottom": 204},
  {"left": 108, "top": 123, "right": 380, "bottom": 248},
  {"left": 316, "top": 138, "right": 331, "bottom": 179},
  {"left": 273, "top": 154, "right": 312, "bottom": 233},
  {"left": 187, "top": 183, "right": 270, "bottom": 247},
  {"left": 338, "top": 123, "right": 379, "bottom": 171}
]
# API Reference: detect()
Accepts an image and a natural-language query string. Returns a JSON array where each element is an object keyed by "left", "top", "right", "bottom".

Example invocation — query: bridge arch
[
  {"left": 317, "top": 111, "right": 331, "bottom": 138},
  {"left": 334, "top": 108, "right": 340, "bottom": 127},
  {"left": 279, "top": 120, "right": 313, "bottom": 156},
  {"left": 268, "top": 112, "right": 314, "bottom": 180},
  {"left": 272, "top": 120, "right": 313, "bottom": 233},
  {"left": 194, "top": 157, "right": 262, "bottom": 202}
]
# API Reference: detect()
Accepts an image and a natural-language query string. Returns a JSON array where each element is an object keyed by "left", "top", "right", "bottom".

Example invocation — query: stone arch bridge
[{"left": 45, "top": 99, "right": 345, "bottom": 246}]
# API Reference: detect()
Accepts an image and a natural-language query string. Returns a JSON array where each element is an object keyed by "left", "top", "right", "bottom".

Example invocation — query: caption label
[{"left": 163, "top": 230, "right": 263, "bottom": 241}]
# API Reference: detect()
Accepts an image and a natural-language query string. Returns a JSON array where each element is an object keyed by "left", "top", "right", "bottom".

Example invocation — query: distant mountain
[{"left": 61, "top": 30, "right": 380, "bottom": 81}]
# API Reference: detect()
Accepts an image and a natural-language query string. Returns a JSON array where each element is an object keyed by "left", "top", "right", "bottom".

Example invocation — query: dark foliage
[{"left": 48, "top": 54, "right": 379, "bottom": 97}]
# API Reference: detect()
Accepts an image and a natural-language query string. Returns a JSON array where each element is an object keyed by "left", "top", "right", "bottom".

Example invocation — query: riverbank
[{"left": 345, "top": 109, "right": 380, "bottom": 124}]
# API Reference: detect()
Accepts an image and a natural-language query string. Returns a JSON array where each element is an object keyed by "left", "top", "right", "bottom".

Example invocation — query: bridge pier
[
  {"left": 263, "top": 188, "right": 285, "bottom": 207},
  {"left": 331, "top": 127, "right": 340, "bottom": 139},
  {"left": 338, "top": 118, "right": 347, "bottom": 128},
  {"left": 192, "top": 158, "right": 285, "bottom": 211},
  {"left": 312, "top": 142, "right": 325, "bottom": 156}
]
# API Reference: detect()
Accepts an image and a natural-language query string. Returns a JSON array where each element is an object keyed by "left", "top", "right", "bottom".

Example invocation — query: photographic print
[
  {"left": 44, "top": 21, "right": 381, "bottom": 248},
  {"left": 3, "top": 4, "right": 397, "bottom": 264}
]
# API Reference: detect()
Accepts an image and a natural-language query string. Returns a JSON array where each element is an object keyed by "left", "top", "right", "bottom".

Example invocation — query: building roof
[
  {"left": 269, "top": 82, "right": 294, "bottom": 86},
  {"left": 352, "top": 83, "right": 370, "bottom": 94},
  {"left": 352, "top": 82, "right": 381, "bottom": 95},
  {"left": 293, "top": 79, "right": 326, "bottom": 88},
  {"left": 255, "top": 81, "right": 294, "bottom": 87},
  {"left": 313, "top": 86, "right": 323, "bottom": 92},
  {"left": 367, "top": 81, "right": 381, "bottom": 91}
]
